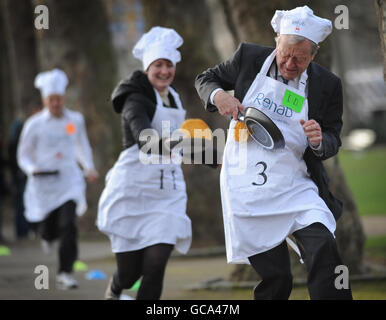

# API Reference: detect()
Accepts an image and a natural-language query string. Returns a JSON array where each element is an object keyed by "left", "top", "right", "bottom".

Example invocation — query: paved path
[
  {"left": 361, "top": 215, "right": 386, "bottom": 236},
  {"left": 0, "top": 237, "right": 235, "bottom": 300},
  {"left": 0, "top": 216, "right": 384, "bottom": 300}
]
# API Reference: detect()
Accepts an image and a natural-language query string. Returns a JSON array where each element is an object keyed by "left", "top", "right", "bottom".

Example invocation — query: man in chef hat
[
  {"left": 195, "top": 6, "right": 353, "bottom": 299},
  {"left": 17, "top": 68, "right": 98, "bottom": 290}
]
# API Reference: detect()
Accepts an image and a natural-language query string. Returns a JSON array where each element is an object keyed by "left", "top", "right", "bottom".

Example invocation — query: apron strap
[
  {"left": 286, "top": 237, "right": 304, "bottom": 264},
  {"left": 259, "top": 50, "right": 277, "bottom": 76},
  {"left": 168, "top": 86, "right": 184, "bottom": 111}
]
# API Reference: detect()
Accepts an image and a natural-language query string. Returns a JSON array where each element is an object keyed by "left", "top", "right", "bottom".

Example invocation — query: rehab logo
[{"left": 254, "top": 92, "right": 294, "bottom": 118}]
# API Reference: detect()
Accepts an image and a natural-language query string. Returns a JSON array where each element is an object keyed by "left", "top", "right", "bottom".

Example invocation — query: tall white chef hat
[
  {"left": 34, "top": 68, "right": 69, "bottom": 98},
  {"left": 132, "top": 26, "right": 183, "bottom": 71},
  {"left": 271, "top": 5, "right": 332, "bottom": 44}
]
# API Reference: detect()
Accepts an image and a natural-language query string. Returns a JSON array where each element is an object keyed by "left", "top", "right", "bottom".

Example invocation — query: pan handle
[{"left": 237, "top": 110, "right": 245, "bottom": 122}]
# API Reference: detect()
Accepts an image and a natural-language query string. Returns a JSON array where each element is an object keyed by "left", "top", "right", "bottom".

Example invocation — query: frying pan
[
  {"left": 238, "top": 107, "right": 285, "bottom": 150},
  {"left": 33, "top": 170, "right": 59, "bottom": 176},
  {"left": 165, "top": 119, "right": 217, "bottom": 163},
  {"left": 166, "top": 136, "right": 215, "bottom": 164}
]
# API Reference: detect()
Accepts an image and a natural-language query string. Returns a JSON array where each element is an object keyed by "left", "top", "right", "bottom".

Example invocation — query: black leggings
[
  {"left": 111, "top": 243, "right": 173, "bottom": 300},
  {"left": 40, "top": 200, "right": 78, "bottom": 273}
]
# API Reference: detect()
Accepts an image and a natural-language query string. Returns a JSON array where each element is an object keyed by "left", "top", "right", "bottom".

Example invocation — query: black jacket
[
  {"left": 111, "top": 71, "right": 218, "bottom": 167},
  {"left": 195, "top": 43, "right": 343, "bottom": 220},
  {"left": 111, "top": 70, "right": 178, "bottom": 149}
]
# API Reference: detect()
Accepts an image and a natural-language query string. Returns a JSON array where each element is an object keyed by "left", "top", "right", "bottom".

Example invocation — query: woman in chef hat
[{"left": 97, "top": 26, "right": 192, "bottom": 300}]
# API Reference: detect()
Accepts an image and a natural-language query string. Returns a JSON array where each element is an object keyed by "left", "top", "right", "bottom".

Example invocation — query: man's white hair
[{"left": 275, "top": 34, "right": 319, "bottom": 56}]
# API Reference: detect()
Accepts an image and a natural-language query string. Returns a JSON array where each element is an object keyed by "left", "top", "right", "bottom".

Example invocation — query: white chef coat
[
  {"left": 220, "top": 50, "right": 336, "bottom": 264},
  {"left": 97, "top": 86, "right": 192, "bottom": 254},
  {"left": 17, "top": 107, "right": 95, "bottom": 222}
]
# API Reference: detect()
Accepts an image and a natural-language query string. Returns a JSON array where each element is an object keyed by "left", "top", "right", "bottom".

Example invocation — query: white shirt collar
[
  {"left": 41, "top": 107, "right": 69, "bottom": 120},
  {"left": 269, "top": 61, "right": 300, "bottom": 89}
]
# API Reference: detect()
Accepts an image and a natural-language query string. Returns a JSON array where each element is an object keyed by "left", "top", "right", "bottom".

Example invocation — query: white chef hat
[
  {"left": 34, "top": 68, "right": 69, "bottom": 98},
  {"left": 271, "top": 5, "right": 332, "bottom": 44},
  {"left": 132, "top": 26, "right": 183, "bottom": 71}
]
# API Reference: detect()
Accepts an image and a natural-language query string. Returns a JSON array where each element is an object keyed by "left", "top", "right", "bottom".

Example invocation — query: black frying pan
[
  {"left": 238, "top": 107, "right": 285, "bottom": 150},
  {"left": 33, "top": 170, "right": 59, "bottom": 176}
]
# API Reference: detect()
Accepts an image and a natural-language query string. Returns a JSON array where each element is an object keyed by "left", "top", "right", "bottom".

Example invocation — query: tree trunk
[
  {"left": 0, "top": 3, "right": 14, "bottom": 138},
  {"left": 375, "top": 0, "right": 386, "bottom": 80},
  {"left": 0, "top": 0, "right": 41, "bottom": 122},
  {"left": 324, "top": 157, "right": 365, "bottom": 274},
  {"left": 220, "top": 0, "right": 366, "bottom": 281},
  {"left": 35, "top": 0, "right": 119, "bottom": 232}
]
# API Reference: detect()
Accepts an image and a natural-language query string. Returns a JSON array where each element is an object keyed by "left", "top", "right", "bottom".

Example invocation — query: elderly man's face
[{"left": 276, "top": 35, "right": 315, "bottom": 80}]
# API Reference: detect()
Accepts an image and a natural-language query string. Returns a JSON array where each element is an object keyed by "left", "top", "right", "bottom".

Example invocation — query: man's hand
[
  {"left": 213, "top": 90, "right": 243, "bottom": 120},
  {"left": 300, "top": 119, "right": 322, "bottom": 147},
  {"left": 86, "top": 169, "right": 99, "bottom": 184}
]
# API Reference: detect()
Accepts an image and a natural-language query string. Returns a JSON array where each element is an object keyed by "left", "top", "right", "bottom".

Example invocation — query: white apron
[
  {"left": 220, "top": 50, "right": 336, "bottom": 264},
  {"left": 23, "top": 112, "right": 87, "bottom": 222},
  {"left": 97, "top": 87, "right": 192, "bottom": 254}
]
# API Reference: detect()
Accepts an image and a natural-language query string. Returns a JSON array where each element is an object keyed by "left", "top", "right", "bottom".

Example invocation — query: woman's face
[{"left": 146, "top": 59, "right": 175, "bottom": 93}]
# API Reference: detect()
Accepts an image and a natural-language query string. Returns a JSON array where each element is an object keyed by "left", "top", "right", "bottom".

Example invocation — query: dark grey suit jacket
[{"left": 195, "top": 43, "right": 344, "bottom": 220}]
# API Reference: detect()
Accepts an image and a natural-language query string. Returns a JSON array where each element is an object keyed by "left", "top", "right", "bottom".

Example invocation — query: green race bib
[{"left": 282, "top": 89, "right": 305, "bottom": 113}]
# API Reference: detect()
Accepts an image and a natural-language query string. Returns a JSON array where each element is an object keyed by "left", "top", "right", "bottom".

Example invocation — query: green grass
[
  {"left": 291, "top": 280, "right": 386, "bottom": 300},
  {"left": 186, "top": 280, "right": 386, "bottom": 300},
  {"left": 364, "top": 235, "right": 386, "bottom": 260},
  {"left": 180, "top": 236, "right": 386, "bottom": 300},
  {"left": 338, "top": 146, "right": 386, "bottom": 216}
]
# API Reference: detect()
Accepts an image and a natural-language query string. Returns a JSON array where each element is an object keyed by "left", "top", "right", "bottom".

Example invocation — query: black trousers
[
  {"left": 111, "top": 243, "right": 173, "bottom": 300},
  {"left": 248, "top": 223, "right": 353, "bottom": 300},
  {"left": 40, "top": 200, "right": 78, "bottom": 273},
  {"left": 14, "top": 181, "right": 29, "bottom": 238}
]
